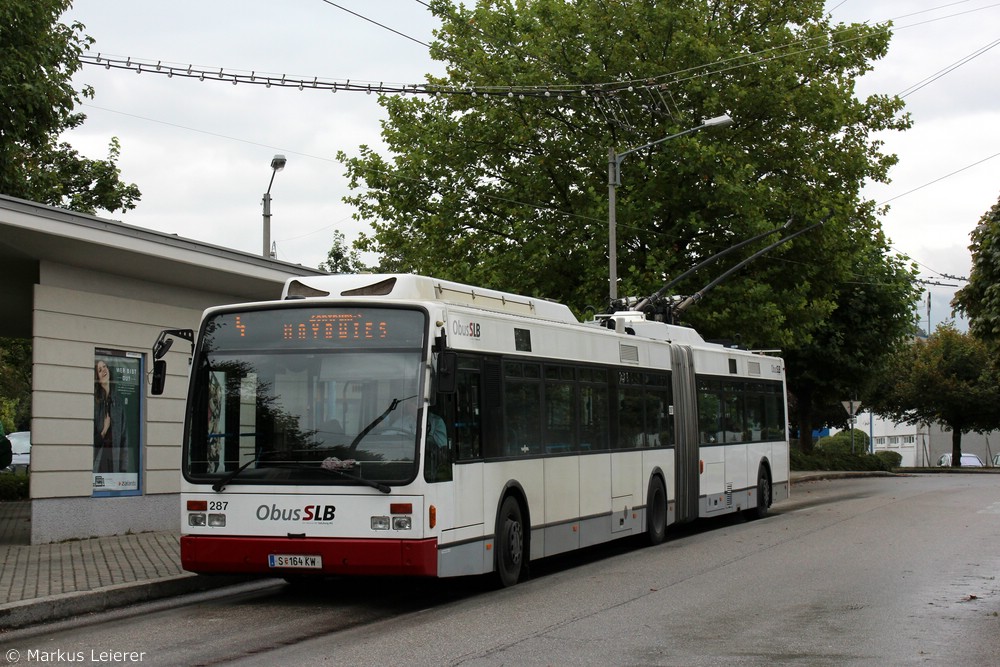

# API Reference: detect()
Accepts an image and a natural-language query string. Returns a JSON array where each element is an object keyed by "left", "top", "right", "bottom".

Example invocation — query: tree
[
  {"left": 339, "top": 0, "right": 920, "bottom": 452},
  {"left": 953, "top": 194, "right": 1000, "bottom": 346},
  {"left": 863, "top": 324, "right": 1000, "bottom": 467},
  {"left": 0, "top": 337, "right": 32, "bottom": 432},
  {"left": 784, "top": 240, "right": 920, "bottom": 451},
  {"left": 339, "top": 0, "right": 910, "bottom": 352},
  {"left": 0, "top": 0, "right": 140, "bottom": 213},
  {"left": 319, "top": 230, "right": 368, "bottom": 274}
]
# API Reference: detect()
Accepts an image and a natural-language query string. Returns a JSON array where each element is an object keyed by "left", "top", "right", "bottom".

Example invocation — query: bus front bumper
[{"left": 180, "top": 535, "right": 438, "bottom": 577}]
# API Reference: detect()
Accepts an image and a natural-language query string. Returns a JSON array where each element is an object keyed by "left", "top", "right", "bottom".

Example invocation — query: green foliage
[
  {"left": 0, "top": 473, "right": 29, "bottom": 501},
  {"left": 0, "top": 0, "right": 140, "bottom": 213},
  {"left": 0, "top": 338, "right": 32, "bottom": 431},
  {"left": 816, "top": 429, "right": 871, "bottom": 454},
  {"left": 339, "top": 0, "right": 911, "bottom": 345},
  {"left": 790, "top": 446, "right": 893, "bottom": 472},
  {"left": 319, "top": 230, "right": 369, "bottom": 273},
  {"left": 864, "top": 324, "right": 1000, "bottom": 462},
  {"left": 875, "top": 450, "right": 903, "bottom": 468},
  {"left": 865, "top": 324, "right": 1000, "bottom": 432},
  {"left": 0, "top": 399, "right": 19, "bottom": 435},
  {"left": 785, "top": 241, "right": 920, "bottom": 452},
  {"left": 953, "top": 194, "right": 1000, "bottom": 346},
  {"left": 338, "top": 1, "right": 918, "bottom": 444}
]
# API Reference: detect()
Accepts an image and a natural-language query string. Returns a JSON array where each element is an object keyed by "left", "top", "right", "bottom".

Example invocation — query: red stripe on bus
[{"left": 180, "top": 535, "right": 438, "bottom": 577}]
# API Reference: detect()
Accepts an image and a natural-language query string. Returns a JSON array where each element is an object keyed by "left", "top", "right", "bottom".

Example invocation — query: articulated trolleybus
[{"left": 162, "top": 274, "right": 788, "bottom": 586}]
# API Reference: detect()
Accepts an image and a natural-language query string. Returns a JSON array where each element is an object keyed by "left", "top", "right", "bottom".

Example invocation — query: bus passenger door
[{"left": 451, "top": 360, "right": 484, "bottom": 530}]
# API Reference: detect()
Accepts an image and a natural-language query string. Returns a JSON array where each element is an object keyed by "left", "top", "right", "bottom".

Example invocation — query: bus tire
[
  {"left": 745, "top": 465, "right": 771, "bottom": 520},
  {"left": 646, "top": 475, "right": 668, "bottom": 546},
  {"left": 495, "top": 495, "right": 525, "bottom": 587}
]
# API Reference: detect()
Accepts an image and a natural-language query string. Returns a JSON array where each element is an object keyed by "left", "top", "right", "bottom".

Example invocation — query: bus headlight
[
  {"left": 188, "top": 513, "right": 207, "bottom": 527},
  {"left": 208, "top": 513, "right": 227, "bottom": 527},
  {"left": 371, "top": 516, "right": 390, "bottom": 530},
  {"left": 392, "top": 516, "right": 412, "bottom": 530}
]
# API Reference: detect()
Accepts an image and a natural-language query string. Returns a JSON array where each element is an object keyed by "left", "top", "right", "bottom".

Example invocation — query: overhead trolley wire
[
  {"left": 75, "top": 1, "right": 1000, "bottom": 271},
  {"left": 897, "top": 36, "right": 1000, "bottom": 98},
  {"left": 78, "top": 0, "right": 1000, "bottom": 101},
  {"left": 318, "top": 0, "right": 430, "bottom": 48}
]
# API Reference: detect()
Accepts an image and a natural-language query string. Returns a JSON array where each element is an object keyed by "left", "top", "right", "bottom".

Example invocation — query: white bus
[{"left": 161, "top": 274, "right": 788, "bottom": 586}]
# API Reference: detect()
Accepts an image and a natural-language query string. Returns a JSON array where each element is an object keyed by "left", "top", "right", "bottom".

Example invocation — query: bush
[
  {"left": 790, "top": 446, "right": 893, "bottom": 472},
  {"left": 816, "top": 429, "right": 871, "bottom": 454},
  {"left": 875, "top": 450, "right": 903, "bottom": 468},
  {"left": 0, "top": 473, "right": 29, "bottom": 501}
]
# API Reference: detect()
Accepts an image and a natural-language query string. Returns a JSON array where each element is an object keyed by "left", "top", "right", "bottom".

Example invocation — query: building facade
[
  {"left": 850, "top": 412, "right": 998, "bottom": 467},
  {"left": 0, "top": 195, "right": 326, "bottom": 543}
]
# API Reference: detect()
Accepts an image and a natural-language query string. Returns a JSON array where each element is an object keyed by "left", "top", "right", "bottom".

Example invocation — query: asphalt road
[{"left": 4, "top": 474, "right": 999, "bottom": 666}]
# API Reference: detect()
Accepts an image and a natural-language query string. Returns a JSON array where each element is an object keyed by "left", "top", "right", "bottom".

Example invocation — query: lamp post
[
  {"left": 607, "top": 114, "right": 733, "bottom": 303},
  {"left": 262, "top": 154, "right": 287, "bottom": 258}
]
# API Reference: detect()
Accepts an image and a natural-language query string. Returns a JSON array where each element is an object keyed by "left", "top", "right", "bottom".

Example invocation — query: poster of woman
[{"left": 93, "top": 349, "right": 142, "bottom": 496}]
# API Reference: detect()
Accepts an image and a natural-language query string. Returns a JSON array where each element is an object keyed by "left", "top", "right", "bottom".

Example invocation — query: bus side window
[
  {"left": 425, "top": 398, "right": 453, "bottom": 483},
  {"left": 722, "top": 383, "right": 746, "bottom": 444},
  {"left": 766, "top": 384, "right": 786, "bottom": 440},
  {"left": 698, "top": 381, "right": 722, "bottom": 444},
  {"left": 506, "top": 382, "right": 541, "bottom": 456},
  {"left": 745, "top": 384, "right": 766, "bottom": 442},
  {"left": 579, "top": 379, "right": 609, "bottom": 451},
  {"left": 504, "top": 362, "right": 542, "bottom": 456},
  {"left": 642, "top": 372, "right": 672, "bottom": 448},
  {"left": 454, "top": 366, "right": 482, "bottom": 460},
  {"left": 543, "top": 365, "right": 575, "bottom": 453},
  {"left": 618, "top": 382, "right": 644, "bottom": 449}
]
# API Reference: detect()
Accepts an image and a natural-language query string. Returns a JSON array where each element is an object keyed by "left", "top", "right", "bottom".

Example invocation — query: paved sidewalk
[
  {"left": 0, "top": 471, "right": 896, "bottom": 631},
  {"left": 0, "top": 501, "right": 247, "bottom": 630}
]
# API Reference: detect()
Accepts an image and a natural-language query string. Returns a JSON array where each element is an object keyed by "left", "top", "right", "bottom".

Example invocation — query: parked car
[
  {"left": 6, "top": 431, "right": 30, "bottom": 474},
  {"left": 936, "top": 452, "right": 984, "bottom": 467}
]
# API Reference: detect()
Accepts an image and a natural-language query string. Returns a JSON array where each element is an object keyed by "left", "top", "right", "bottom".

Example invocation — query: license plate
[{"left": 268, "top": 554, "right": 322, "bottom": 569}]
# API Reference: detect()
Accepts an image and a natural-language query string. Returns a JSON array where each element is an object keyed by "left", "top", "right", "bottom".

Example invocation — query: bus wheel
[
  {"left": 495, "top": 496, "right": 525, "bottom": 587},
  {"left": 745, "top": 466, "right": 771, "bottom": 520},
  {"left": 647, "top": 476, "right": 668, "bottom": 546}
]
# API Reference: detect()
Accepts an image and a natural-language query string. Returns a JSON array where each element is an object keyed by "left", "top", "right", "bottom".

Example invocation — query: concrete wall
[
  {"left": 925, "top": 427, "right": 998, "bottom": 467},
  {"left": 28, "top": 261, "right": 264, "bottom": 543}
]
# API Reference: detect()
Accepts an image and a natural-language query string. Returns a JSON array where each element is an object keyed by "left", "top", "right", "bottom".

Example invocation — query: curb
[
  {"left": 791, "top": 471, "right": 898, "bottom": 484},
  {"left": 0, "top": 573, "right": 251, "bottom": 631},
  {"left": 791, "top": 469, "right": 1000, "bottom": 484}
]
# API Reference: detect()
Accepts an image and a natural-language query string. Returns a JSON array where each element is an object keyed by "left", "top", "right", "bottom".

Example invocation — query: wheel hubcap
[{"left": 507, "top": 519, "right": 523, "bottom": 565}]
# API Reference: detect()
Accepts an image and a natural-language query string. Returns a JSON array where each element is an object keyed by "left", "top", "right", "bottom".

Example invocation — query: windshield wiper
[
  {"left": 212, "top": 450, "right": 271, "bottom": 492},
  {"left": 262, "top": 461, "right": 392, "bottom": 494},
  {"left": 315, "top": 463, "right": 391, "bottom": 494},
  {"left": 212, "top": 454, "right": 392, "bottom": 494},
  {"left": 347, "top": 395, "right": 416, "bottom": 453},
  {"left": 260, "top": 461, "right": 392, "bottom": 493}
]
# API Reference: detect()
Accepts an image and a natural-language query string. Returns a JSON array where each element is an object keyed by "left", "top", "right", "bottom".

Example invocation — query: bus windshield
[{"left": 183, "top": 306, "right": 428, "bottom": 487}]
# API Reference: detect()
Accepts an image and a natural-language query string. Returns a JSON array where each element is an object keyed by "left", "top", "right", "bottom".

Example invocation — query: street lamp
[
  {"left": 607, "top": 114, "right": 733, "bottom": 303},
  {"left": 262, "top": 154, "right": 287, "bottom": 258}
]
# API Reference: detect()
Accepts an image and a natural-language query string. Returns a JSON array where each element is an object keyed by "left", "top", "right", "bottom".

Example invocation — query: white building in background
[{"left": 845, "top": 412, "right": 999, "bottom": 467}]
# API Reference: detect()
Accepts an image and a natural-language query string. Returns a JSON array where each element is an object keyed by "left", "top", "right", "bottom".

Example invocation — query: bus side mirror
[
  {"left": 436, "top": 351, "right": 457, "bottom": 394},
  {"left": 151, "top": 359, "right": 167, "bottom": 395},
  {"left": 151, "top": 328, "right": 194, "bottom": 396}
]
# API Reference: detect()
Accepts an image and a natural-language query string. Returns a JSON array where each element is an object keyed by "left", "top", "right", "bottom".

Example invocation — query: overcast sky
[{"left": 60, "top": 1, "right": 999, "bottom": 332}]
